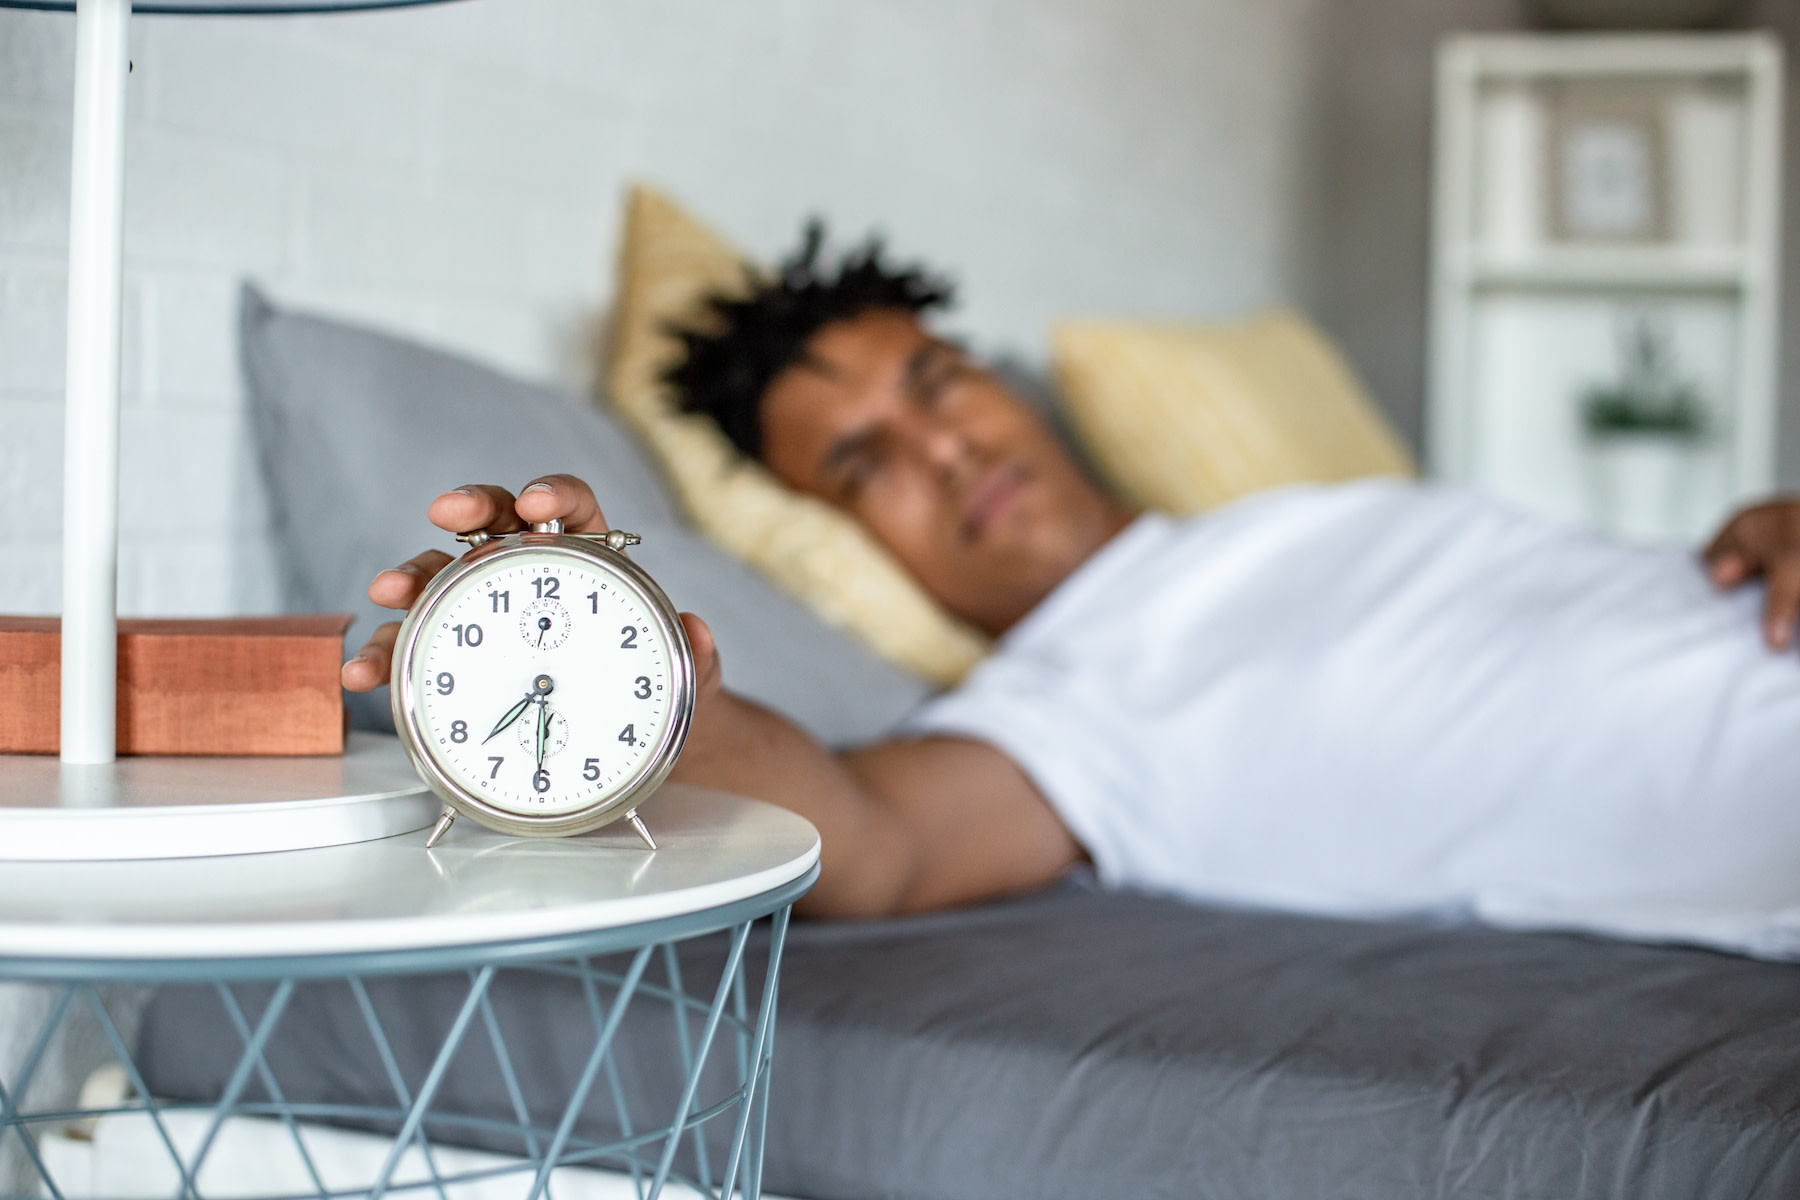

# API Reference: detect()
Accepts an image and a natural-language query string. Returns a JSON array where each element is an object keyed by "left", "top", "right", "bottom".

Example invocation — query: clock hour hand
[
  {"left": 536, "top": 698, "right": 550, "bottom": 769},
  {"left": 482, "top": 694, "right": 534, "bottom": 745}
]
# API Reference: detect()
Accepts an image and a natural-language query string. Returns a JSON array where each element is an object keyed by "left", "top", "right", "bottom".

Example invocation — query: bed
[
  {"left": 132, "top": 289, "right": 1800, "bottom": 1200},
  {"left": 139, "top": 885, "right": 1800, "bottom": 1198}
]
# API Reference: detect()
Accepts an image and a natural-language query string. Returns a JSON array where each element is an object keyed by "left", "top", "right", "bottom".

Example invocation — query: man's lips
[{"left": 960, "top": 464, "right": 1029, "bottom": 541}]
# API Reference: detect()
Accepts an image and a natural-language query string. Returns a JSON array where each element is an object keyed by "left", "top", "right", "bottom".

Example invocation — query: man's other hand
[
  {"left": 1705, "top": 497, "right": 1800, "bottom": 651},
  {"left": 339, "top": 474, "right": 720, "bottom": 698}
]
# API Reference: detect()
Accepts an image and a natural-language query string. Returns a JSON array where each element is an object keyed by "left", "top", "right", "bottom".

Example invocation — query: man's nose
[{"left": 911, "top": 417, "right": 976, "bottom": 482}]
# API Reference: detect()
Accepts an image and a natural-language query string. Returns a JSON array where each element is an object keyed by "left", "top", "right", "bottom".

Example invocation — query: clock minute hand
[{"left": 482, "top": 694, "right": 534, "bottom": 745}]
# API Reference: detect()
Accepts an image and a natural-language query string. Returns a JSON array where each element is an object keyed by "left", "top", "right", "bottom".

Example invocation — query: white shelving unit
[{"left": 1429, "top": 33, "right": 1783, "bottom": 542}]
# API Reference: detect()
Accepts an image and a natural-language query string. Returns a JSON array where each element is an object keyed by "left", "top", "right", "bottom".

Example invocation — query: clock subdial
[
  {"left": 519, "top": 598, "right": 571, "bottom": 650},
  {"left": 519, "top": 705, "right": 569, "bottom": 760}
]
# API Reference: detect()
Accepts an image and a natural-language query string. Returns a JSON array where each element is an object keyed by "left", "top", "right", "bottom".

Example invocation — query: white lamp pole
[
  {"left": 59, "top": 0, "right": 131, "bottom": 765},
  {"left": 39, "top": 0, "right": 458, "bottom": 767},
  {"left": 1, "top": 0, "right": 456, "bottom": 863}
]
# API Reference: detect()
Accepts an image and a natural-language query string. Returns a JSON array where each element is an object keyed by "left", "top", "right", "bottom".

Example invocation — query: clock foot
[
  {"left": 424, "top": 807, "right": 456, "bottom": 849},
  {"left": 626, "top": 808, "right": 656, "bottom": 851}
]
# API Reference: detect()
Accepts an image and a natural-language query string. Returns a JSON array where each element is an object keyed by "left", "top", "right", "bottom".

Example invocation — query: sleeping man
[{"left": 342, "top": 229, "right": 1800, "bottom": 957}]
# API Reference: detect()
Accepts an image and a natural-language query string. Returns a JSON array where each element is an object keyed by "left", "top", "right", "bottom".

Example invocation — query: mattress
[{"left": 137, "top": 886, "right": 1800, "bottom": 1200}]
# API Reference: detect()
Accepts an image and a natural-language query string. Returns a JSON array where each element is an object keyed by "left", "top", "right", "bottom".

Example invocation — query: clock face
[{"left": 407, "top": 550, "right": 680, "bottom": 819}]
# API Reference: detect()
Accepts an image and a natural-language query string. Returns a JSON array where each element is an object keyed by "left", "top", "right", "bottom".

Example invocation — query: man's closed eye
[
  {"left": 835, "top": 443, "right": 893, "bottom": 502},
  {"left": 910, "top": 351, "right": 965, "bottom": 413}
]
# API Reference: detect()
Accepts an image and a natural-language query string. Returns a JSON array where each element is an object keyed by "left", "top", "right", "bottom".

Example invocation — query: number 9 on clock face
[{"left": 392, "top": 532, "right": 696, "bottom": 840}]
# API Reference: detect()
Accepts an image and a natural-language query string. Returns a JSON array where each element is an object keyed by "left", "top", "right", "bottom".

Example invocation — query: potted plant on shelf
[{"left": 1581, "top": 316, "right": 1708, "bottom": 542}]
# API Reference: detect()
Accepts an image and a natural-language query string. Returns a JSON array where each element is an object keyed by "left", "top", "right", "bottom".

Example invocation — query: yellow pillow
[
  {"left": 603, "top": 186, "right": 989, "bottom": 686},
  {"left": 1051, "top": 313, "right": 1416, "bottom": 514}
]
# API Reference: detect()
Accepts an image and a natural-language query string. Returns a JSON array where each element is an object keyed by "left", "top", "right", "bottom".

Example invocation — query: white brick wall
[{"left": 0, "top": 0, "right": 1325, "bottom": 619}]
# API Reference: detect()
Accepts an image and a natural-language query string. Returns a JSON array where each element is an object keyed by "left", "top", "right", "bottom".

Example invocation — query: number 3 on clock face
[{"left": 392, "top": 529, "right": 696, "bottom": 843}]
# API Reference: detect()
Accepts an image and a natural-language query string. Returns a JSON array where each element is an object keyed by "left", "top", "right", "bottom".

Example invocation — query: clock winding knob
[{"left": 516, "top": 522, "right": 640, "bottom": 550}]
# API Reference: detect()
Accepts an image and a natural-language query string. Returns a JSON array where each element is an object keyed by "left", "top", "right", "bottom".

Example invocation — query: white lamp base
[{"left": 0, "top": 733, "right": 436, "bottom": 861}]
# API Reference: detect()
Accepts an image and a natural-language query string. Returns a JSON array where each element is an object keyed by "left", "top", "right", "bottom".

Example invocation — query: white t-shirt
[{"left": 905, "top": 481, "right": 1800, "bottom": 958}]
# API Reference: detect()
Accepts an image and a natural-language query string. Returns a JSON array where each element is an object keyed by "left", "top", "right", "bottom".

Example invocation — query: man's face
[{"left": 759, "top": 309, "right": 1130, "bottom": 634}]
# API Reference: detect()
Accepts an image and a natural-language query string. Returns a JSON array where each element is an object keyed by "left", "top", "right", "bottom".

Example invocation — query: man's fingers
[
  {"left": 679, "top": 612, "right": 722, "bottom": 698},
  {"left": 342, "top": 621, "right": 402, "bottom": 692},
  {"left": 427, "top": 485, "right": 524, "bottom": 536},
  {"left": 1702, "top": 522, "right": 1741, "bottom": 564},
  {"left": 515, "top": 474, "right": 609, "bottom": 534},
  {"left": 1763, "top": 557, "right": 1800, "bottom": 651},
  {"left": 1709, "top": 552, "right": 1749, "bottom": 588},
  {"left": 1702, "top": 517, "right": 1755, "bottom": 586},
  {"left": 368, "top": 549, "right": 453, "bottom": 610},
  {"left": 425, "top": 476, "right": 610, "bottom": 538}
]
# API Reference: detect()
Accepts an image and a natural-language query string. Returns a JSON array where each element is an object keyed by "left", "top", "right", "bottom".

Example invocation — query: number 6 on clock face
[{"left": 391, "top": 523, "right": 696, "bottom": 846}]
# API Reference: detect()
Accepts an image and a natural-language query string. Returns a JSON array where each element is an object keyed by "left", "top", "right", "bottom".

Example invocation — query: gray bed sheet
[{"left": 137, "top": 887, "right": 1800, "bottom": 1200}]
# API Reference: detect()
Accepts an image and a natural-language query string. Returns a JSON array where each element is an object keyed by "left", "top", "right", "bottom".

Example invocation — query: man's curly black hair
[{"left": 663, "top": 221, "right": 955, "bottom": 463}]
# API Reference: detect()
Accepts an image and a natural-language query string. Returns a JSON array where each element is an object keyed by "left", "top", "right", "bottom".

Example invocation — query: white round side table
[
  {"left": 0, "top": 784, "right": 821, "bottom": 1200},
  {"left": 0, "top": 733, "right": 441, "bottom": 863}
]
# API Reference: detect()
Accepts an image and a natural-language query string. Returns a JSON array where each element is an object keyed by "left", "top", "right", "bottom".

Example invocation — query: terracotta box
[{"left": 0, "top": 615, "right": 353, "bottom": 756}]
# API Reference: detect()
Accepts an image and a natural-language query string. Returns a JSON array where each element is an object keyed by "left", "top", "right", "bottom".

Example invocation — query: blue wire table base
[{"left": 0, "top": 869, "right": 816, "bottom": 1200}]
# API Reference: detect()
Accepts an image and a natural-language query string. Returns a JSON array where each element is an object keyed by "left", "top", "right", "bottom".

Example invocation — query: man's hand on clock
[{"left": 340, "top": 475, "right": 724, "bottom": 713}]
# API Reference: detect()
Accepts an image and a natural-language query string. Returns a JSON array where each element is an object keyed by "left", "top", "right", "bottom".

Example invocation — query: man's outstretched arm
[{"left": 341, "top": 475, "right": 1085, "bottom": 920}]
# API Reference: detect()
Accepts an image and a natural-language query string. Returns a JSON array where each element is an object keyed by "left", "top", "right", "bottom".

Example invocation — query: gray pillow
[
  {"left": 988, "top": 355, "right": 1105, "bottom": 482},
  {"left": 240, "top": 284, "right": 930, "bottom": 746}
]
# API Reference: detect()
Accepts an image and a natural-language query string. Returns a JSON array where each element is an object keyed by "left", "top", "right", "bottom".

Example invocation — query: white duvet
[{"left": 908, "top": 481, "right": 1800, "bottom": 959}]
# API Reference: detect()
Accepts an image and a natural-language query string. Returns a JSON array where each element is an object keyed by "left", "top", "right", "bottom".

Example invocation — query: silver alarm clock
[{"left": 391, "top": 519, "right": 696, "bottom": 850}]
